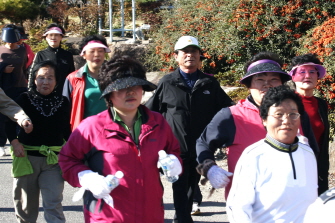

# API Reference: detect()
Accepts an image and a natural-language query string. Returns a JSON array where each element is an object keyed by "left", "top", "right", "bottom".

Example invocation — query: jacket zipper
[
  {"left": 137, "top": 124, "right": 158, "bottom": 157},
  {"left": 288, "top": 145, "right": 297, "bottom": 180}
]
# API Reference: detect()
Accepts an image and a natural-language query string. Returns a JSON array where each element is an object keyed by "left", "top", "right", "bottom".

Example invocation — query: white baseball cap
[{"left": 174, "top": 36, "right": 201, "bottom": 51}]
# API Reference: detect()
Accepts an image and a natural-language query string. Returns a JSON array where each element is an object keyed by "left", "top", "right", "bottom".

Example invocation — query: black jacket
[
  {"left": 28, "top": 46, "right": 75, "bottom": 94},
  {"left": 145, "top": 68, "right": 234, "bottom": 159},
  {"left": 315, "top": 97, "right": 330, "bottom": 194},
  {"left": 0, "top": 62, "right": 15, "bottom": 91}
]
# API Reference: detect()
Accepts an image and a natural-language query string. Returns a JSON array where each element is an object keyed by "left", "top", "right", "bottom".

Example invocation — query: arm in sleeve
[
  {"left": 27, "top": 51, "right": 41, "bottom": 89},
  {"left": 301, "top": 111, "right": 319, "bottom": 157},
  {"left": 61, "top": 97, "right": 72, "bottom": 141},
  {"left": 145, "top": 80, "right": 166, "bottom": 113},
  {"left": 213, "top": 80, "right": 235, "bottom": 110},
  {"left": 62, "top": 77, "right": 73, "bottom": 106},
  {"left": 67, "top": 53, "right": 75, "bottom": 74},
  {"left": 161, "top": 115, "right": 182, "bottom": 168},
  {"left": 227, "top": 152, "right": 257, "bottom": 223},
  {"left": 58, "top": 123, "right": 94, "bottom": 187},
  {"left": 196, "top": 107, "right": 236, "bottom": 163},
  {"left": 0, "top": 88, "right": 30, "bottom": 126}
]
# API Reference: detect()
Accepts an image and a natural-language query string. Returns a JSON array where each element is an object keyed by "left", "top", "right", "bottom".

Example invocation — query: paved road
[{"left": 0, "top": 145, "right": 229, "bottom": 223}]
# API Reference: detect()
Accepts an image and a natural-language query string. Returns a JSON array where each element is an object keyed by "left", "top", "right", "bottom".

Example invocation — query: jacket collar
[
  {"left": 74, "top": 64, "right": 87, "bottom": 79},
  {"left": 47, "top": 45, "right": 61, "bottom": 52},
  {"left": 264, "top": 134, "right": 299, "bottom": 153},
  {"left": 103, "top": 105, "right": 153, "bottom": 136},
  {"left": 169, "top": 68, "right": 212, "bottom": 88},
  {"left": 237, "top": 97, "right": 260, "bottom": 113}
]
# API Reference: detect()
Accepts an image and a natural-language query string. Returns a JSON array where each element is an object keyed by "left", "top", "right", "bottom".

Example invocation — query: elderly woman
[
  {"left": 29, "top": 23, "right": 75, "bottom": 94},
  {"left": 288, "top": 53, "right": 329, "bottom": 195},
  {"left": 6, "top": 61, "right": 71, "bottom": 223},
  {"left": 62, "top": 34, "right": 111, "bottom": 131},
  {"left": 59, "top": 55, "right": 182, "bottom": 222},
  {"left": 227, "top": 85, "right": 318, "bottom": 223},
  {"left": 196, "top": 52, "right": 318, "bottom": 199}
]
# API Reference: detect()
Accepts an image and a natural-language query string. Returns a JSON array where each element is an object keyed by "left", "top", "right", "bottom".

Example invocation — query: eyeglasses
[
  {"left": 268, "top": 112, "right": 300, "bottom": 121},
  {"left": 296, "top": 70, "right": 317, "bottom": 76}
]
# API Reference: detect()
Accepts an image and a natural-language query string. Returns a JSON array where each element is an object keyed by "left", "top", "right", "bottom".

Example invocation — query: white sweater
[{"left": 227, "top": 136, "right": 318, "bottom": 223}]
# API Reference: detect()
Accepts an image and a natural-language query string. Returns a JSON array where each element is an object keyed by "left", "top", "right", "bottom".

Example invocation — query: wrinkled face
[
  {"left": 174, "top": 46, "right": 201, "bottom": 72},
  {"left": 83, "top": 47, "right": 106, "bottom": 70},
  {"left": 292, "top": 65, "right": 318, "bottom": 91},
  {"left": 34, "top": 66, "right": 56, "bottom": 95},
  {"left": 109, "top": 85, "right": 143, "bottom": 114},
  {"left": 263, "top": 99, "right": 300, "bottom": 144},
  {"left": 46, "top": 33, "right": 63, "bottom": 48},
  {"left": 249, "top": 72, "right": 282, "bottom": 106}
]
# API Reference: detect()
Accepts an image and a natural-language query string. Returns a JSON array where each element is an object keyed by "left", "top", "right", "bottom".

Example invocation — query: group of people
[{"left": 0, "top": 22, "right": 332, "bottom": 223}]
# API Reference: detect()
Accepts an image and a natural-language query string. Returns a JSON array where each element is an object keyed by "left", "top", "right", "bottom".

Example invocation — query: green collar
[
  {"left": 112, "top": 107, "right": 142, "bottom": 124},
  {"left": 264, "top": 134, "right": 299, "bottom": 153}
]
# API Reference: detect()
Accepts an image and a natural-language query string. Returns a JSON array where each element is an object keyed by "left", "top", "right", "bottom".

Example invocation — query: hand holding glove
[
  {"left": 74, "top": 170, "right": 123, "bottom": 208},
  {"left": 78, "top": 170, "right": 113, "bottom": 199},
  {"left": 157, "top": 152, "right": 182, "bottom": 177},
  {"left": 207, "top": 165, "right": 233, "bottom": 189},
  {"left": 166, "top": 154, "right": 182, "bottom": 177}
]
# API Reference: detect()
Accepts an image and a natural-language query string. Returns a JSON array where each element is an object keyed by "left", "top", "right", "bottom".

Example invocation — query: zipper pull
[{"left": 137, "top": 145, "right": 141, "bottom": 156}]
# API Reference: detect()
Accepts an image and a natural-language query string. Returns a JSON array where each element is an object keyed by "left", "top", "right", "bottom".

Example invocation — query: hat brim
[
  {"left": 20, "top": 34, "right": 28, "bottom": 40},
  {"left": 289, "top": 63, "right": 326, "bottom": 79},
  {"left": 240, "top": 63, "right": 291, "bottom": 85},
  {"left": 100, "top": 76, "right": 157, "bottom": 99},
  {"left": 175, "top": 44, "right": 201, "bottom": 51},
  {"left": 80, "top": 42, "right": 111, "bottom": 56},
  {"left": 43, "top": 30, "right": 64, "bottom": 36}
]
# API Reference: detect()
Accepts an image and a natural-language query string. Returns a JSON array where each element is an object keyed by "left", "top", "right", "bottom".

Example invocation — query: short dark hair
[
  {"left": 260, "top": 85, "right": 304, "bottom": 120},
  {"left": 29, "top": 61, "right": 58, "bottom": 90},
  {"left": 79, "top": 34, "right": 108, "bottom": 52},
  {"left": 44, "top": 23, "right": 65, "bottom": 35},
  {"left": 243, "top": 52, "right": 284, "bottom": 88},
  {"left": 98, "top": 54, "right": 147, "bottom": 107},
  {"left": 288, "top": 53, "right": 322, "bottom": 73}
]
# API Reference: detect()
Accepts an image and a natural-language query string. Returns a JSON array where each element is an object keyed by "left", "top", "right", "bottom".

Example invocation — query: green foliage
[
  {"left": 0, "top": 0, "right": 42, "bottom": 23},
  {"left": 227, "top": 87, "right": 249, "bottom": 103},
  {"left": 144, "top": 0, "right": 335, "bottom": 86},
  {"left": 26, "top": 38, "right": 70, "bottom": 54},
  {"left": 137, "top": 1, "right": 163, "bottom": 30}
]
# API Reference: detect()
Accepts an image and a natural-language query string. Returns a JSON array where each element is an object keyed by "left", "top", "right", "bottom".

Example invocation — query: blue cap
[{"left": 1, "top": 27, "right": 21, "bottom": 43}]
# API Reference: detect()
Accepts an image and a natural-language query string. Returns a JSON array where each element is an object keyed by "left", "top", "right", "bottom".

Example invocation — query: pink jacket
[{"left": 59, "top": 106, "right": 181, "bottom": 223}]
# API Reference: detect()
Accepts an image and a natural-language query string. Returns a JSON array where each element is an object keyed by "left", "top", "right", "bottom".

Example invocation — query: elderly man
[{"left": 146, "top": 36, "right": 233, "bottom": 223}]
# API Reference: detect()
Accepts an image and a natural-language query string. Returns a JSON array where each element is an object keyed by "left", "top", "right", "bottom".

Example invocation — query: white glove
[
  {"left": 207, "top": 165, "right": 233, "bottom": 189},
  {"left": 73, "top": 170, "right": 123, "bottom": 208},
  {"left": 157, "top": 154, "right": 182, "bottom": 177},
  {"left": 78, "top": 170, "right": 112, "bottom": 199},
  {"left": 166, "top": 154, "right": 182, "bottom": 177}
]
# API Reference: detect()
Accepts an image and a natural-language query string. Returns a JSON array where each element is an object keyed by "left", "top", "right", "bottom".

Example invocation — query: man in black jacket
[{"left": 146, "top": 36, "right": 233, "bottom": 223}]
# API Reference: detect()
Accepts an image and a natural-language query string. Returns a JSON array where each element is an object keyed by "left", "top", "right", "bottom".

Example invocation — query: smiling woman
[
  {"left": 5, "top": 60, "right": 71, "bottom": 223},
  {"left": 62, "top": 34, "right": 111, "bottom": 131},
  {"left": 227, "top": 85, "right": 318, "bottom": 223}
]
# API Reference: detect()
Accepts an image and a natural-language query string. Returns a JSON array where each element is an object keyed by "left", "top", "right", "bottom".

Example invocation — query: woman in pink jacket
[{"left": 59, "top": 55, "right": 182, "bottom": 223}]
